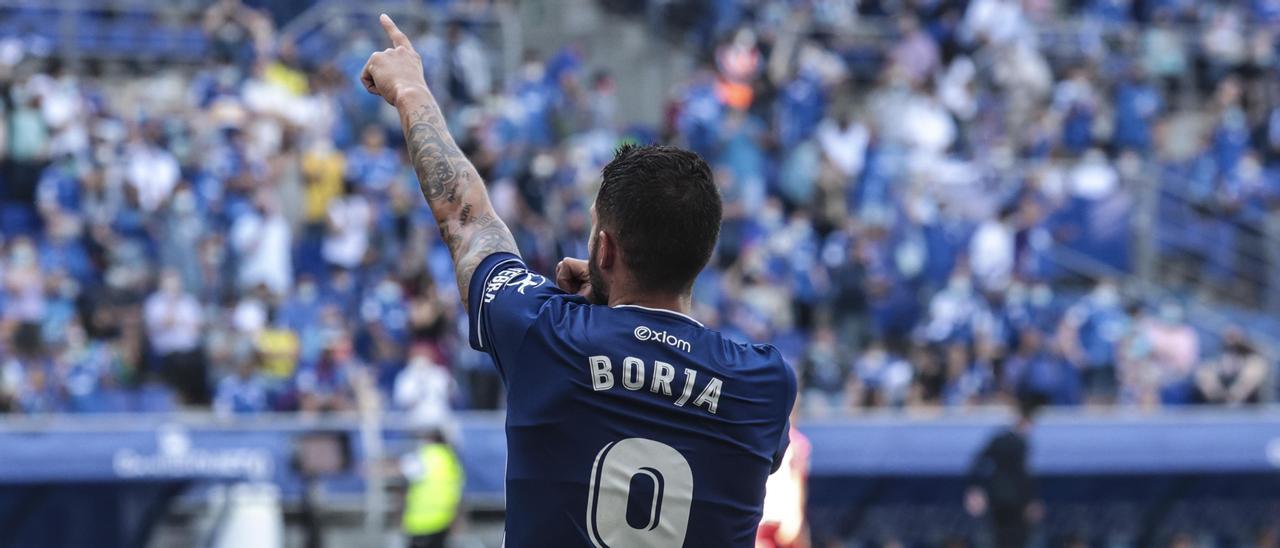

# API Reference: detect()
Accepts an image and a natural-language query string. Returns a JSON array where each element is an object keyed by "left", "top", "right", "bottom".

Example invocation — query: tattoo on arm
[
  {"left": 405, "top": 106, "right": 464, "bottom": 203},
  {"left": 452, "top": 215, "right": 519, "bottom": 299},
  {"left": 400, "top": 100, "right": 518, "bottom": 307}
]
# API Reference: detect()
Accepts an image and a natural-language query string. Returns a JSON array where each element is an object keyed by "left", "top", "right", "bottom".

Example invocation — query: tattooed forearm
[
  {"left": 395, "top": 88, "right": 519, "bottom": 307},
  {"left": 453, "top": 216, "right": 520, "bottom": 298},
  {"left": 404, "top": 105, "right": 466, "bottom": 204}
]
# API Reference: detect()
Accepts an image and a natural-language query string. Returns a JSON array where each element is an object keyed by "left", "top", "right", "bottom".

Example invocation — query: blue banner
[{"left": 1, "top": 409, "right": 1278, "bottom": 501}]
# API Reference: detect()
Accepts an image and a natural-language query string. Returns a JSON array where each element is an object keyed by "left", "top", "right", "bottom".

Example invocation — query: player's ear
[{"left": 596, "top": 230, "right": 616, "bottom": 269}]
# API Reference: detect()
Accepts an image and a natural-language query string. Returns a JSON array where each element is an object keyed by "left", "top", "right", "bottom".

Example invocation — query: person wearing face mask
[
  {"left": 394, "top": 348, "right": 456, "bottom": 440},
  {"left": 322, "top": 178, "right": 373, "bottom": 270},
  {"left": 1056, "top": 279, "right": 1128, "bottom": 404},
  {"left": 1194, "top": 328, "right": 1267, "bottom": 406},
  {"left": 158, "top": 184, "right": 206, "bottom": 294},
  {"left": 2, "top": 237, "right": 45, "bottom": 324},
  {"left": 443, "top": 20, "right": 491, "bottom": 106},
  {"left": 296, "top": 333, "right": 359, "bottom": 414},
  {"left": 229, "top": 189, "right": 292, "bottom": 296},
  {"left": 255, "top": 305, "right": 300, "bottom": 382},
  {"left": 924, "top": 264, "right": 979, "bottom": 343},
  {"left": 1133, "top": 302, "right": 1200, "bottom": 405},
  {"left": 970, "top": 203, "right": 1018, "bottom": 293},
  {"left": 143, "top": 269, "right": 207, "bottom": 405}
]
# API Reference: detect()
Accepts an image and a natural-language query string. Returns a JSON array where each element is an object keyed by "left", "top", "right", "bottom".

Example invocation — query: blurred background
[{"left": 0, "top": 0, "right": 1279, "bottom": 546}]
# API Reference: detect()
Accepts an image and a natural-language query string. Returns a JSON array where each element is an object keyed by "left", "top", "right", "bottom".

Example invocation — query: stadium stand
[{"left": 1, "top": 0, "right": 1277, "bottom": 416}]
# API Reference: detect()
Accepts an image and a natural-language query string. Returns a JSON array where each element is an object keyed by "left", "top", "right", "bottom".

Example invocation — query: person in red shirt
[{"left": 757, "top": 422, "right": 812, "bottom": 548}]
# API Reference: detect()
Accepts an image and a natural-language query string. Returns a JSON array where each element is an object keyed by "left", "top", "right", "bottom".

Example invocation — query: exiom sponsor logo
[{"left": 634, "top": 325, "right": 692, "bottom": 352}]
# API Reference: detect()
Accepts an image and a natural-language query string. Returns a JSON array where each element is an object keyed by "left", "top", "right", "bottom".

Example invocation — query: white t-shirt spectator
[
  {"left": 970, "top": 218, "right": 1015, "bottom": 292},
  {"left": 901, "top": 94, "right": 956, "bottom": 154},
  {"left": 924, "top": 276, "right": 979, "bottom": 342},
  {"left": 322, "top": 194, "right": 372, "bottom": 269},
  {"left": 962, "top": 0, "right": 1029, "bottom": 47},
  {"left": 33, "top": 74, "right": 88, "bottom": 158},
  {"left": 394, "top": 355, "right": 455, "bottom": 430},
  {"left": 1069, "top": 150, "right": 1119, "bottom": 200},
  {"left": 125, "top": 142, "right": 180, "bottom": 212},
  {"left": 816, "top": 118, "right": 869, "bottom": 178},
  {"left": 232, "top": 297, "right": 267, "bottom": 335},
  {"left": 2, "top": 242, "right": 44, "bottom": 322},
  {"left": 939, "top": 56, "right": 979, "bottom": 121},
  {"left": 144, "top": 290, "right": 203, "bottom": 355},
  {"left": 449, "top": 32, "right": 492, "bottom": 102},
  {"left": 231, "top": 208, "right": 292, "bottom": 295}
]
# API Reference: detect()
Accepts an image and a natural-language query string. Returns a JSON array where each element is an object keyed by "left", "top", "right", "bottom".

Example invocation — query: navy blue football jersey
[{"left": 467, "top": 252, "right": 796, "bottom": 547}]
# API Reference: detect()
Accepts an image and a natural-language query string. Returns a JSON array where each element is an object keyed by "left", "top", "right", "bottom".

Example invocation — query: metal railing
[{"left": 1044, "top": 162, "right": 1280, "bottom": 359}]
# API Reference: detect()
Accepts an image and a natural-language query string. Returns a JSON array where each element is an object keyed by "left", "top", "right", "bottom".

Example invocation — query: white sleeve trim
[{"left": 473, "top": 257, "right": 524, "bottom": 350}]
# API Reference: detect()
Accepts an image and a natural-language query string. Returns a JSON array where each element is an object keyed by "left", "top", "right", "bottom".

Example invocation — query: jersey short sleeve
[
  {"left": 467, "top": 252, "right": 564, "bottom": 379},
  {"left": 768, "top": 345, "right": 799, "bottom": 473}
]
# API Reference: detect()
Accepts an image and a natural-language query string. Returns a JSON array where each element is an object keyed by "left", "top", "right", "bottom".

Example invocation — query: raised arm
[{"left": 360, "top": 14, "right": 518, "bottom": 307}]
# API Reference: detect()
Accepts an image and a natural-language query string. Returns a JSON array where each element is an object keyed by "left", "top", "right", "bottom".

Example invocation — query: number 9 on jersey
[{"left": 586, "top": 438, "right": 694, "bottom": 547}]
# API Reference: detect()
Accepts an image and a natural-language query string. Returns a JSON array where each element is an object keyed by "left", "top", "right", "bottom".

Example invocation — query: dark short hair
[{"left": 596, "top": 144, "right": 722, "bottom": 294}]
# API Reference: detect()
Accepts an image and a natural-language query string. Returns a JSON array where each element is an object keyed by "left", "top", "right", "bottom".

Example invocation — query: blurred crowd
[{"left": 0, "top": 0, "right": 1277, "bottom": 417}]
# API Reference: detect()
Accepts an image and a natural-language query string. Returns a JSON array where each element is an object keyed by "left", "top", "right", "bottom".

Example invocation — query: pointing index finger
[{"left": 379, "top": 14, "right": 412, "bottom": 49}]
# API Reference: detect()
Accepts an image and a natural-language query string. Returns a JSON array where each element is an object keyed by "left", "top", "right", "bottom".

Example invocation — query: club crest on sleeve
[{"left": 508, "top": 271, "right": 546, "bottom": 294}]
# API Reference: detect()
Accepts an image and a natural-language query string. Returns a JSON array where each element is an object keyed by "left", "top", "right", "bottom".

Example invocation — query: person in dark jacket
[{"left": 964, "top": 397, "right": 1044, "bottom": 548}]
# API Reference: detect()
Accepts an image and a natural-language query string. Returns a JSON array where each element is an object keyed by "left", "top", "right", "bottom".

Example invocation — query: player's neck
[{"left": 607, "top": 290, "right": 692, "bottom": 317}]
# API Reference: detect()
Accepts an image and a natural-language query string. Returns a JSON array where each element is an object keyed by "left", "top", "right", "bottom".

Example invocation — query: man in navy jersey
[{"left": 361, "top": 15, "right": 796, "bottom": 546}]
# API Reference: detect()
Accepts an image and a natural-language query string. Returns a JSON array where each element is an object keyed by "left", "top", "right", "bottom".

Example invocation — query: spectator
[
  {"left": 889, "top": 15, "right": 940, "bottom": 85},
  {"left": 970, "top": 205, "right": 1018, "bottom": 293},
  {"left": 799, "top": 326, "right": 846, "bottom": 416},
  {"left": 1140, "top": 14, "right": 1187, "bottom": 96},
  {"left": 394, "top": 349, "right": 456, "bottom": 435},
  {"left": 123, "top": 131, "right": 181, "bottom": 214},
  {"left": 1121, "top": 302, "right": 1200, "bottom": 406},
  {"left": 1003, "top": 328, "right": 1081, "bottom": 406},
  {"left": 944, "top": 342, "right": 996, "bottom": 407},
  {"left": 298, "top": 137, "right": 346, "bottom": 273},
  {"left": 59, "top": 321, "right": 125, "bottom": 412},
  {"left": 1052, "top": 66, "right": 1099, "bottom": 155},
  {"left": 256, "top": 308, "right": 300, "bottom": 381},
  {"left": 344, "top": 125, "right": 399, "bottom": 194},
  {"left": 322, "top": 180, "right": 373, "bottom": 270},
  {"left": 143, "top": 270, "right": 207, "bottom": 405},
  {"left": 213, "top": 357, "right": 269, "bottom": 415},
  {"left": 2, "top": 236, "right": 45, "bottom": 323},
  {"left": 1056, "top": 280, "right": 1127, "bottom": 403},
  {"left": 4, "top": 83, "right": 51, "bottom": 216},
  {"left": 1111, "top": 66, "right": 1162, "bottom": 154},
  {"left": 961, "top": 0, "right": 1030, "bottom": 47},
  {"left": 230, "top": 190, "right": 292, "bottom": 296},
  {"left": 1194, "top": 329, "right": 1268, "bottom": 406},
  {"left": 296, "top": 335, "right": 359, "bottom": 413},
  {"left": 815, "top": 107, "right": 869, "bottom": 181},
  {"left": 443, "top": 21, "right": 492, "bottom": 106},
  {"left": 1, "top": 322, "right": 60, "bottom": 413},
  {"left": 849, "top": 341, "right": 913, "bottom": 408}
]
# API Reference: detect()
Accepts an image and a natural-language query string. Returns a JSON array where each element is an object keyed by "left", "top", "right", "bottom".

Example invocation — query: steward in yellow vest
[{"left": 401, "top": 438, "right": 464, "bottom": 548}]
